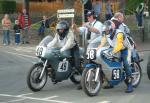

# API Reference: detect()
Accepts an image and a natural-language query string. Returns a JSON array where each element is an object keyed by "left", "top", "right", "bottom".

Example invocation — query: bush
[
  {"left": 0, "top": 0, "right": 16, "bottom": 14},
  {"left": 125, "top": 0, "right": 143, "bottom": 15}
]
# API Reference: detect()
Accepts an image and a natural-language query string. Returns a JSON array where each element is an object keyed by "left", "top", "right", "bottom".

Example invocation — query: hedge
[
  {"left": 125, "top": 0, "right": 144, "bottom": 14},
  {"left": 0, "top": 0, "right": 16, "bottom": 14}
]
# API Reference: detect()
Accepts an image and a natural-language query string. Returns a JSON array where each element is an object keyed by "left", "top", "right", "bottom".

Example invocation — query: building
[{"left": 16, "top": 0, "right": 120, "bottom": 15}]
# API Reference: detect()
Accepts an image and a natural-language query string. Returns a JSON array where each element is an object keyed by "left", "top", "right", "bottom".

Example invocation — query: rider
[
  {"left": 111, "top": 12, "right": 138, "bottom": 62},
  {"left": 47, "top": 20, "right": 81, "bottom": 73},
  {"left": 111, "top": 12, "right": 130, "bottom": 35},
  {"left": 97, "top": 20, "right": 133, "bottom": 93}
]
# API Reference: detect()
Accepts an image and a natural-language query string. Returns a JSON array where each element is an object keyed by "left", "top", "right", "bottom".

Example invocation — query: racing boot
[{"left": 125, "top": 77, "right": 133, "bottom": 93}]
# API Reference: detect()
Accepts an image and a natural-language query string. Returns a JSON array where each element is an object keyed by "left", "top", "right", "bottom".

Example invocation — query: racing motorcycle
[
  {"left": 81, "top": 46, "right": 143, "bottom": 96},
  {"left": 27, "top": 36, "right": 84, "bottom": 92}
]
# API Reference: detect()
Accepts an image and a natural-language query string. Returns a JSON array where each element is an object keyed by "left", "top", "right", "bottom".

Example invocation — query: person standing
[
  {"left": 1, "top": 14, "right": 11, "bottom": 46},
  {"left": 105, "top": 0, "right": 113, "bottom": 20},
  {"left": 38, "top": 15, "right": 49, "bottom": 40},
  {"left": 72, "top": 10, "right": 103, "bottom": 90},
  {"left": 19, "top": 9, "right": 31, "bottom": 44},
  {"left": 13, "top": 20, "right": 22, "bottom": 45},
  {"left": 72, "top": 10, "right": 103, "bottom": 44},
  {"left": 135, "top": 2, "right": 144, "bottom": 27},
  {"left": 84, "top": 0, "right": 93, "bottom": 22},
  {"left": 92, "top": 0, "right": 102, "bottom": 21}
]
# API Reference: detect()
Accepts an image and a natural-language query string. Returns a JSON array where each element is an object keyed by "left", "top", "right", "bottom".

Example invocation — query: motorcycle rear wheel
[
  {"left": 124, "top": 62, "right": 142, "bottom": 88},
  {"left": 81, "top": 68, "right": 102, "bottom": 97},
  {"left": 27, "top": 63, "right": 47, "bottom": 92},
  {"left": 70, "top": 72, "right": 81, "bottom": 84}
]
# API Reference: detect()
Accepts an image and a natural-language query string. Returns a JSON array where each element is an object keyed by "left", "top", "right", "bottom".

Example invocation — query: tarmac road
[{"left": 0, "top": 45, "right": 150, "bottom": 103}]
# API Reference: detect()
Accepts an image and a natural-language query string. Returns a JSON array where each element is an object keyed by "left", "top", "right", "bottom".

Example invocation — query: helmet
[
  {"left": 102, "top": 20, "right": 113, "bottom": 32},
  {"left": 56, "top": 20, "right": 69, "bottom": 40},
  {"left": 86, "top": 10, "right": 97, "bottom": 19}
]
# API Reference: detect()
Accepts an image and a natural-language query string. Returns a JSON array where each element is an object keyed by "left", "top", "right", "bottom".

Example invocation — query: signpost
[
  {"left": 57, "top": 9, "right": 75, "bottom": 19},
  {"left": 80, "top": 0, "right": 88, "bottom": 23}
]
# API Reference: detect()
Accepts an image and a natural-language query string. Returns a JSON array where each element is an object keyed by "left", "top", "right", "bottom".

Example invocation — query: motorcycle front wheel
[
  {"left": 27, "top": 63, "right": 47, "bottom": 92},
  {"left": 81, "top": 68, "right": 102, "bottom": 97}
]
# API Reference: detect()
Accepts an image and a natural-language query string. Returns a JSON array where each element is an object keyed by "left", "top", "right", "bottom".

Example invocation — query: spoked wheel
[
  {"left": 81, "top": 68, "right": 102, "bottom": 97},
  {"left": 131, "top": 62, "right": 142, "bottom": 88},
  {"left": 27, "top": 63, "right": 47, "bottom": 92}
]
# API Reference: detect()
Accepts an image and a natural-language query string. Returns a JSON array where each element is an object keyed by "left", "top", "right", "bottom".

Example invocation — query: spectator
[
  {"left": 1, "top": 14, "right": 11, "bottom": 46},
  {"left": 13, "top": 20, "right": 22, "bottom": 45},
  {"left": 72, "top": 10, "right": 103, "bottom": 90},
  {"left": 38, "top": 15, "right": 49, "bottom": 40},
  {"left": 111, "top": 4, "right": 114, "bottom": 16},
  {"left": 19, "top": 8, "right": 31, "bottom": 44},
  {"left": 105, "top": 0, "right": 113, "bottom": 20},
  {"left": 84, "top": 0, "right": 93, "bottom": 22},
  {"left": 92, "top": 0, "right": 102, "bottom": 21},
  {"left": 135, "top": 2, "right": 144, "bottom": 27}
]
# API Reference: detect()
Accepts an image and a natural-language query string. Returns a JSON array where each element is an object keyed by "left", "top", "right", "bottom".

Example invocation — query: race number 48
[{"left": 86, "top": 49, "right": 96, "bottom": 60}]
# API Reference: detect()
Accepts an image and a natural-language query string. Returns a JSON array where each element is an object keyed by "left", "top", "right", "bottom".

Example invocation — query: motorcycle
[
  {"left": 81, "top": 46, "right": 143, "bottom": 96},
  {"left": 27, "top": 36, "right": 84, "bottom": 92}
]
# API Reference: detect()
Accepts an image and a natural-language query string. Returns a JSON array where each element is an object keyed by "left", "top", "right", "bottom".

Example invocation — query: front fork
[
  {"left": 87, "top": 66, "right": 100, "bottom": 82},
  {"left": 39, "top": 60, "right": 48, "bottom": 79}
]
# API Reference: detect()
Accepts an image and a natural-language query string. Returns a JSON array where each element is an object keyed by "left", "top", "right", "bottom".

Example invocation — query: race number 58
[{"left": 86, "top": 49, "right": 96, "bottom": 60}]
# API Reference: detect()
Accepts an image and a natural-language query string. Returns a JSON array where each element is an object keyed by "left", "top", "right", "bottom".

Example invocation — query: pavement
[{"left": 0, "top": 29, "right": 150, "bottom": 51}]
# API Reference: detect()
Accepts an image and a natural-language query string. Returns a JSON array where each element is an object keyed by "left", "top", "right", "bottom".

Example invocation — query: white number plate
[
  {"left": 112, "top": 69, "right": 121, "bottom": 80},
  {"left": 86, "top": 49, "right": 96, "bottom": 60},
  {"left": 36, "top": 46, "right": 46, "bottom": 57}
]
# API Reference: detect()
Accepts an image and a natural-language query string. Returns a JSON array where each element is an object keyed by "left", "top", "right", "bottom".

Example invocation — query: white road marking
[
  {"left": 98, "top": 101, "right": 111, "bottom": 103},
  {"left": 0, "top": 98, "right": 25, "bottom": 103},
  {"left": 0, "top": 94, "right": 72, "bottom": 103},
  {"left": 16, "top": 93, "right": 33, "bottom": 97},
  {"left": 42, "top": 95, "right": 59, "bottom": 100},
  {"left": 5, "top": 51, "right": 37, "bottom": 59}
]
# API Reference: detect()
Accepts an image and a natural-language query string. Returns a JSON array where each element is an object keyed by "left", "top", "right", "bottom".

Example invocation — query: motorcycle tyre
[
  {"left": 81, "top": 68, "right": 102, "bottom": 97},
  {"left": 27, "top": 63, "right": 47, "bottom": 92},
  {"left": 124, "top": 62, "right": 142, "bottom": 88}
]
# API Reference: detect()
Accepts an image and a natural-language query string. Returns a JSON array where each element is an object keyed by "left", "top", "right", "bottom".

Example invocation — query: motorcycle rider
[
  {"left": 111, "top": 12, "right": 139, "bottom": 63},
  {"left": 111, "top": 12, "right": 130, "bottom": 35},
  {"left": 47, "top": 20, "right": 81, "bottom": 75},
  {"left": 97, "top": 20, "right": 133, "bottom": 93}
]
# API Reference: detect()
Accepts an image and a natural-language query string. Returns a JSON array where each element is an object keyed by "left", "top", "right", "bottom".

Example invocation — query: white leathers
[
  {"left": 79, "top": 19, "right": 103, "bottom": 43},
  {"left": 47, "top": 30, "right": 76, "bottom": 52}
]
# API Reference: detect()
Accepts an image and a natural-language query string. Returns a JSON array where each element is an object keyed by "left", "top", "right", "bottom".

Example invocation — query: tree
[{"left": 63, "top": 0, "right": 75, "bottom": 9}]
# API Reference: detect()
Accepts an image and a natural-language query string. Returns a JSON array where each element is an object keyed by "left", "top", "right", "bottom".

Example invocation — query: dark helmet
[
  {"left": 86, "top": 10, "right": 97, "bottom": 19},
  {"left": 56, "top": 20, "right": 69, "bottom": 40}
]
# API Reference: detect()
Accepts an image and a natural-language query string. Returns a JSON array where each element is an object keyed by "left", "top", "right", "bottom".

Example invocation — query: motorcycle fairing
[{"left": 102, "top": 55, "right": 122, "bottom": 69}]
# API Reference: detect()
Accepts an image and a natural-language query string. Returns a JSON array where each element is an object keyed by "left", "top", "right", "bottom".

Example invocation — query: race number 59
[
  {"left": 86, "top": 49, "right": 96, "bottom": 60},
  {"left": 112, "top": 69, "right": 120, "bottom": 80}
]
